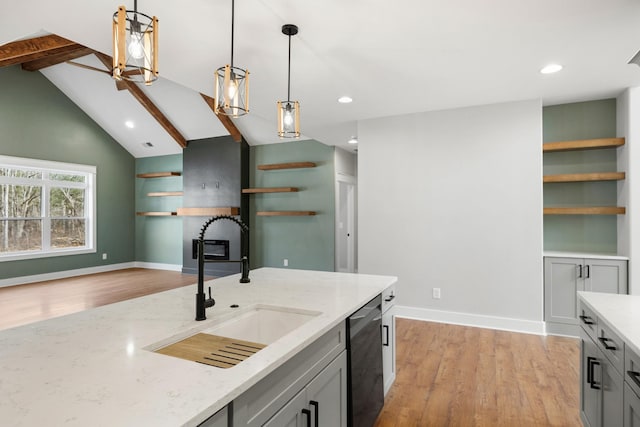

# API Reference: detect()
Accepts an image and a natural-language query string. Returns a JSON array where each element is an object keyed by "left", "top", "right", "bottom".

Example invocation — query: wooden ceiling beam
[
  {"left": 0, "top": 34, "right": 84, "bottom": 68},
  {"left": 21, "top": 46, "right": 94, "bottom": 71},
  {"left": 93, "top": 51, "right": 188, "bottom": 149},
  {"left": 200, "top": 93, "right": 243, "bottom": 143}
]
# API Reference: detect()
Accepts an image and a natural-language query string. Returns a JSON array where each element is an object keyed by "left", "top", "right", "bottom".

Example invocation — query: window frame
[{"left": 0, "top": 155, "right": 96, "bottom": 262}]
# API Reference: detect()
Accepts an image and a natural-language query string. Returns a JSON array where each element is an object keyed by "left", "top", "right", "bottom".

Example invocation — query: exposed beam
[
  {"left": 21, "top": 46, "right": 94, "bottom": 71},
  {"left": 200, "top": 93, "right": 243, "bottom": 143},
  {"left": 92, "top": 52, "right": 127, "bottom": 90},
  {"left": 0, "top": 34, "right": 85, "bottom": 68},
  {"left": 94, "top": 51, "right": 188, "bottom": 149}
]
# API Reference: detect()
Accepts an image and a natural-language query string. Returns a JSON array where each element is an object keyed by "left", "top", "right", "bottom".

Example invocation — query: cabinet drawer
[
  {"left": 624, "top": 383, "right": 640, "bottom": 427},
  {"left": 597, "top": 321, "right": 625, "bottom": 375},
  {"left": 382, "top": 285, "right": 397, "bottom": 313},
  {"left": 579, "top": 301, "right": 598, "bottom": 342},
  {"left": 626, "top": 346, "right": 640, "bottom": 400}
]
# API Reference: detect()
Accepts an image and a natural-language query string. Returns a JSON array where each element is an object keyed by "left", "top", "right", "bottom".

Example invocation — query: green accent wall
[
  {"left": 543, "top": 99, "right": 618, "bottom": 253},
  {"left": 250, "top": 140, "right": 335, "bottom": 271},
  {"left": 135, "top": 154, "right": 183, "bottom": 265},
  {"left": 0, "top": 65, "right": 135, "bottom": 279}
]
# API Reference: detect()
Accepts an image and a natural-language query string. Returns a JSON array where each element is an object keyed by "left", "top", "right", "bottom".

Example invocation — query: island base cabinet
[
  {"left": 382, "top": 307, "right": 396, "bottom": 396},
  {"left": 198, "top": 406, "right": 228, "bottom": 427},
  {"left": 625, "top": 383, "right": 640, "bottom": 426},
  {"left": 264, "top": 351, "right": 347, "bottom": 427}
]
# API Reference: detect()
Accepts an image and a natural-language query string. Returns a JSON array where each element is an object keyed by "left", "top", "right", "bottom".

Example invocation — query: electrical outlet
[
  {"left": 283, "top": 259, "right": 289, "bottom": 267},
  {"left": 102, "top": 253, "right": 108, "bottom": 260},
  {"left": 432, "top": 288, "right": 441, "bottom": 299}
]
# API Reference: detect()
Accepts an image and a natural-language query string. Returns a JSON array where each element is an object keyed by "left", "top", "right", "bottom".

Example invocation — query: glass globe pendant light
[
  {"left": 214, "top": 0, "right": 250, "bottom": 117},
  {"left": 112, "top": 0, "right": 158, "bottom": 85},
  {"left": 277, "top": 24, "right": 300, "bottom": 138}
]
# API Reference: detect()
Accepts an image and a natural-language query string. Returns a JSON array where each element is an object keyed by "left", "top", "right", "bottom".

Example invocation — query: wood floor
[
  {"left": 0, "top": 268, "right": 198, "bottom": 331},
  {"left": 375, "top": 318, "right": 581, "bottom": 427},
  {"left": 0, "top": 270, "right": 581, "bottom": 426}
]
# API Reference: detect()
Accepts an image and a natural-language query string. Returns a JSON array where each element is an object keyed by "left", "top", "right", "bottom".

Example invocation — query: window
[{"left": 0, "top": 155, "right": 96, "bottom": 261}]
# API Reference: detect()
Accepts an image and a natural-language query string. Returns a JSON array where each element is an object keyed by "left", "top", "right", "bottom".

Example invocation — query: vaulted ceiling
[{"left": 2, "top": 0, "right": 640, "bottom": 158}]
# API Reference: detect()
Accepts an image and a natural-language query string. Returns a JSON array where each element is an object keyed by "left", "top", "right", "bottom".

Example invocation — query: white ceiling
[{"left": 3, "top": 0, "right": 640, "bottom": 157}]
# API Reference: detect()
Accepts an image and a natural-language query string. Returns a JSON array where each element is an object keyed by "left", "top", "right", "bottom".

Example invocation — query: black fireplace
[{"left": 192, "top": 239, "right": 230, "bottom": 261}]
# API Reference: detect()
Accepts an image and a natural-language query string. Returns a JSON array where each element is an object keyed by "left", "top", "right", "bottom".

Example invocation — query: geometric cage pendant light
[
  {"left": 214, "top": 0, "right": 250, "bottom": 117},
  {"left": 112, "top": 1, "right": 159, "bottom": 86},
  {"left": 277, "top": 24, "right": 300, "bottom": 138}
]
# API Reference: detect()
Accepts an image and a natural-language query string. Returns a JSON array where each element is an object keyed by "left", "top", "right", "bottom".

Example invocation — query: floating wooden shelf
[
  {"left": 242, "top": 187, "right": 299, "bottom": 194},
  {"left": 136, "top": 172, "right": 182, "bottom": 178},
  {"left": 147, "top": 191, "right": 184, "bottom": 197},
  {"left": 543, "top": 207, "right": 626, "bottom": 215},
  {"left": 257, "top": 162, "right": 316, "bottom": 171},
  {"left": 543, "top": 138, "right": 625, "bottom": 152},
  {"left": 257, "top": 211, "right": 316, "bottom": 216},
  {"left": 177, "top": 207, "right": 240, "bottom": 216},
  {"left": 136, "top": 211, "right": 177, "bottom": 216},
  {"left": 543, "top": 172, "right": 626, "bottom": 183}
]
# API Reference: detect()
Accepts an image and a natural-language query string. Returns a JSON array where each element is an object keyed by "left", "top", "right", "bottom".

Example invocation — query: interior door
[{"left": 336, "top": 179, "right": 355, "bottom": 273}]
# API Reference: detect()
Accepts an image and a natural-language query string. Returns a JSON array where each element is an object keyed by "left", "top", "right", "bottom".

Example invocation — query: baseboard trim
[
  {"left": 396, "top": 305, "right": 546, "bottom": 336},
  {"left": 0, "top": 262, "right": 185, "bottom": 288},
  {"left": 0, "top": 262, "right": 136, "bottom": 288}
]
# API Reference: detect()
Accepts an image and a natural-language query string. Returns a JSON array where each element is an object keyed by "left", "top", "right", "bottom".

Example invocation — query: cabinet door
[
  {"left": 263, "top": 390, "right": 308, "bottom": 427},
  {"left": 625, "top": 383, "right": 640, "bottom": 427},
  {"left": 382, "top": 308, "right": 396, "bottom": 396},
  {"left": 586, "top": 259, "right": 628, "bottom": 295},
  {"left": 198, "top": 406, "right": 228, "bottom": 427},
  {"left": 545, "top": 257, "right": 583, "bottom": 325},
  {"left": 306, "top": 351, "right": 348, "bottom": 427},
  {"left": 601, "top": 352, "right": 624, "bottom": 427},
  {"left": 581, "top": 330, "right": 601, "bottom": 427}
]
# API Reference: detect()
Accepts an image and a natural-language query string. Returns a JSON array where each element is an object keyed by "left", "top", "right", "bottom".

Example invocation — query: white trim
[
  {"left": 0, "top": 247, "right": 96, "bottom": 262},
  {"left": 395, "top": 305, "right": 546, "bottom": 336},
  {"left": 134, "top": 262, "right": 183, "bottom": 272},
  {"left": 0, "top": 155, "right": 96, "bottom": 174},
  {"left": 0, "top": 262, "right": 136, "bottom": 288}
]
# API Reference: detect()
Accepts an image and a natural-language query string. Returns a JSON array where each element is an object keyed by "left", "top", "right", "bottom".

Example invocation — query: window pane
[
  {"left": 0, "top": 219, "right": 42, "bottom": 252},
  {"left": 49, "top": 173, "right": 85, "bottom": 183},
  {"left": 50, "top": 188, "right": 85, "bottom": 217},
  {"left": 0, "top": 168, "right": 42, "bottom": 179},
  {"left": 5, "top": 185, "right": 41, "bottom": 218},
  {"left": 51, "top": 219, "right": 85, "bottom": 248}
]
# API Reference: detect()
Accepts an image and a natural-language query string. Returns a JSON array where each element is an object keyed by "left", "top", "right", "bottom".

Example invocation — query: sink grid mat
[{"left": 155, "top": 333, "right": 267, "bottom": 368}]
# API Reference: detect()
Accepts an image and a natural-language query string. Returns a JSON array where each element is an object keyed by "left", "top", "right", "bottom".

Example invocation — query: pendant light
[
  {"left": 112, "top": 1, "right": 159, "bottom": 85},
  {"left": 277, "top": 24, "right": 300, "bottom": 138},
  {"left": 214, "top": 0, "right": 250, "bottom": 117}
]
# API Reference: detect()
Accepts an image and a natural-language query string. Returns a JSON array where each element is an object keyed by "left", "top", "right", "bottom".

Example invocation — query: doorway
[{"left": 336, "top": 176, "right": 356, "bottom": 272}]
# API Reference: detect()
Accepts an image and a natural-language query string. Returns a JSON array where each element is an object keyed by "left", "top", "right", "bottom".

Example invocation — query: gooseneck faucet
[{"left": 196, "top": 215, "right": 249, "bottom": 321}]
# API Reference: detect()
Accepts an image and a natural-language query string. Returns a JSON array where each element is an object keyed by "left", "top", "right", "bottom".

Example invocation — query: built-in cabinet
[
  {"left": 381, "top": 285, "right": 397, "bottom": 396},
  {"left": 544, "top": 256, "right": 627, "bottom": 335},
  {"left": 579, "top": 298, "right": 640, "bottom": 427}
]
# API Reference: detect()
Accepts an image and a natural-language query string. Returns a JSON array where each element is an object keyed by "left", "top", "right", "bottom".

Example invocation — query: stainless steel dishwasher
[{"left": 347, "top": 294, "right": 384, "bottom": 427}]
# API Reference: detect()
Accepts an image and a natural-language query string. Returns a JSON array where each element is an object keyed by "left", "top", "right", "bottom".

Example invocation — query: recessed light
[
  {"left": 125, "top": 120, "right": 135, "bottom": 129},
  {"left": 338, "top": 96, "right": 353, "bottom": 104},
  {"left": 348, "top": 136, "right": 358, "bottom": 144},
  {"left": 540, "top": 64, "right": 563, "bottom": 74}
]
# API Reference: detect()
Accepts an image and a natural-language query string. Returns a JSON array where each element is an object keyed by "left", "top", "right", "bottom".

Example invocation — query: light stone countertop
[
  {"left": 544, "top": 251, "right": 629, "bottom": 261},
  {"left": 578, "top": 291, "right": 640, "bottom": 356},
  {"left": 0, "top": 267, "right": 397, "bottom": 427}
]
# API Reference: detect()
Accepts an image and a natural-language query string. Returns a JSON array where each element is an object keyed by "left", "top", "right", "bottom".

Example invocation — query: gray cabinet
[
  {"left": 198, "top": 406, "right": 228, "bottom": 427},
  {"left": 545, "top": 256, "right": 627, "bottom": 335},
  {"left": 381, "top": 285, "right": 396, "bottom": 396},
  {"left": 625, "top": 383, "right": 640, "bottom": 427}
]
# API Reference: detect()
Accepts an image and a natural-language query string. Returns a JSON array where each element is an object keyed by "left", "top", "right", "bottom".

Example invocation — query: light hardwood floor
[
  {"left": 375, "top": 318, "right": 581, "bottom": 427},
  {"left": 0, "top": 270, "right": 581, "bottom": 425}
]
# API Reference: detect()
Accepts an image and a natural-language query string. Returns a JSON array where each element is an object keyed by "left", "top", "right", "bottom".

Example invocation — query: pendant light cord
[
  {"left": 230, "top": 0, "right": 235, "bottom": 68},
  {"left": 287, "top": 33, "right": 291, "bottom": 102}
]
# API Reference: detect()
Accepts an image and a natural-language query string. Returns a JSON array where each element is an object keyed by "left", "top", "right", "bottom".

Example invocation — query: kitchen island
[{"left": 0, "top": 268, "right": 397, "bottom": 426}]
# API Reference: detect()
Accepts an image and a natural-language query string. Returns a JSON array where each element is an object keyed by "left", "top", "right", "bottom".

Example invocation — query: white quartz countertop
[
  {"left": 544, "top": 251, "right": 629, "bottom": 261},
  {"left": 0, "top": 268, "right": 397, "bottom": 427},
  {"left": 578, "top": 291, "right": 640, "bottom": 356}
]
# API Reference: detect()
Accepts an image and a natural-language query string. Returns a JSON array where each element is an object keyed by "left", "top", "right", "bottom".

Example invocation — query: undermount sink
[{"left": 148, "top": 305, "right": 321, "bottom": 368}]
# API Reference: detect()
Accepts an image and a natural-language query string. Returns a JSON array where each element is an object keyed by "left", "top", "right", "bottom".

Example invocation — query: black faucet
[{"left": 196, "top": 215, "right": 250, "bottom": 321}]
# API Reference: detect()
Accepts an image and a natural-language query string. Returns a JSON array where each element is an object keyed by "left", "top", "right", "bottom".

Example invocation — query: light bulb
[
  {"left": 226, "top": 77, "right": 238, "bottom": 101},
  {"left": 128, "top": 32, "right": 145, "bottom": 59},
  {"left": 283, "top": 109, "right": 294, "bottom": 127}
]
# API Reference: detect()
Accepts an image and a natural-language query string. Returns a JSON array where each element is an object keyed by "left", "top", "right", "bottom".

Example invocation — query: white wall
[
  {"left": 358, "top": 100, "right": 544, "bottom": 333},
  {"left": 618, "top": 88, "right": 640, "bottom": 295}
]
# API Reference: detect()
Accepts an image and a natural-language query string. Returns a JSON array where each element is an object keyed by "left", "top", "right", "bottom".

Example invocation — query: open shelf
[
  {"left": 242, "top": 187, "right": 299, "bottom": 194},
  {"left": 543, "top": 207, "right": 626, "bottom": 215},
  {"left": 136, "top": 172, "right": 182, "bottom": 178},
  {"left": 176, "top": 207, "right": 240, "bottom": 216},
  {"left": 257, "top": 162, "right": 316, "bottom": 171},
  {"left": 147, "top": 191, "right": 183, "bottom": 197},
  {"left": 257, "top": 211, "right": 316, "bottom": 216},
  {"left": 543, "top": 172, "right": 626, "bottom": 183},
  {"left": 543, "top": 138, "right": 625, "bottom": 152},
  {"left": 136, "top": 211, "right": 177, "bottom": 216}
]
